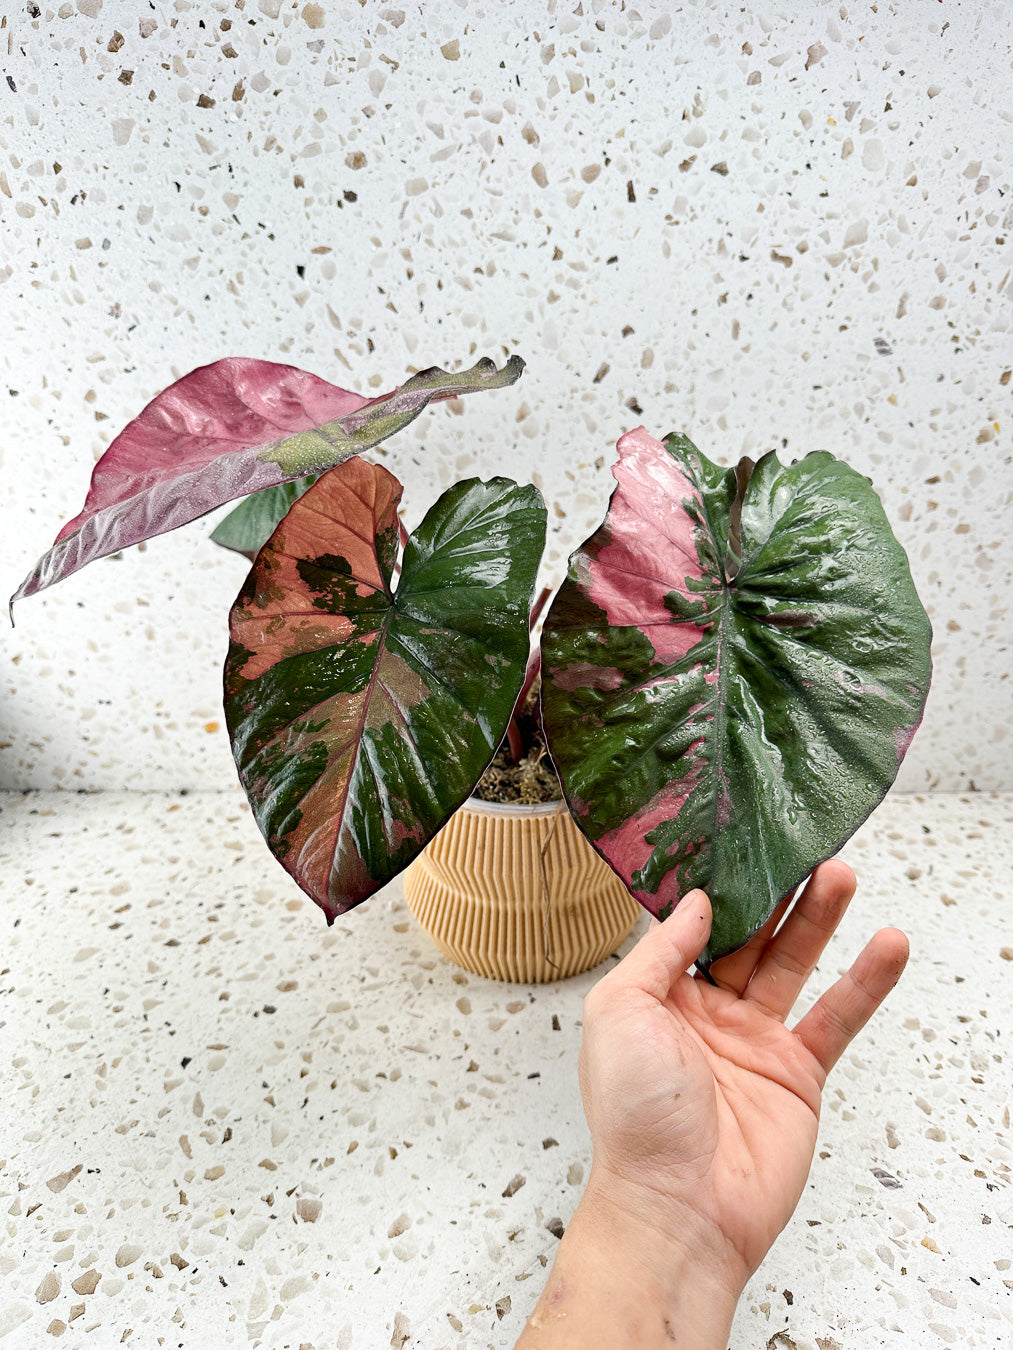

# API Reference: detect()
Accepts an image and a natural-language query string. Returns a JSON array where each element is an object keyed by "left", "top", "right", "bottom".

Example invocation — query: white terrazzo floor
[{"left": 1, "top": 790, "right": 1010, "bottom": 1350}]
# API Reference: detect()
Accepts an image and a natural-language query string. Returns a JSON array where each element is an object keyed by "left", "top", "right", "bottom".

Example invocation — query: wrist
[
  {"left": 581, "top": 1159, "right": 751, "bottom": 1284},
  {"left": 518, "top": 1171, "right": 744, "bottom": 1348},
  {"left": 578, "top": 1168, "right": 748, "bottom": 1315}
]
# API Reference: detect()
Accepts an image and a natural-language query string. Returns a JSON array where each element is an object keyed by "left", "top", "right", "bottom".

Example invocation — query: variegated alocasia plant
[
  {"left": 539, "top": 427, "right": 932, "bottom": 969},
  {"left": 13, "top": 354, "right": 931, "bottom": 971}
]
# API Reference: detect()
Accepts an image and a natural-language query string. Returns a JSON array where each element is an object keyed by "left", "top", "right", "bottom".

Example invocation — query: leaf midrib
[{"left": 678, "top": 457, "right": 733, "bottom": 900}]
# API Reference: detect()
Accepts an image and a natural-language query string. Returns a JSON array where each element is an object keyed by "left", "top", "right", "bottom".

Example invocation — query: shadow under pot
[{"left": 402, "top": 796, "right": 641, "bottom": 983}]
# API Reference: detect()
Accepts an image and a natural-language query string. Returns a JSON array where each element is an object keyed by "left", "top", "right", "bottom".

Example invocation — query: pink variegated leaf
[
  {"left": 541, "top": 427, "right": 932, "bottom": 968},
  {"left": 12, "top": 354, "right": 524, "bottom": 606},
  {"left": 225, "top": 458, "right": 547, "bottom": 920}
]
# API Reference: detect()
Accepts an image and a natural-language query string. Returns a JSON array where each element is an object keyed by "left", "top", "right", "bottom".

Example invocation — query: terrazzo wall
[{"left": 2, "top": 0, "right": 1010, "bottom": 792}]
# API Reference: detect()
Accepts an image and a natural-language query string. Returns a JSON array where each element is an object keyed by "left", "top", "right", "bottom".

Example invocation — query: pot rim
[{"left": 462, "top": 795, "right": 568, "bottom": 819}]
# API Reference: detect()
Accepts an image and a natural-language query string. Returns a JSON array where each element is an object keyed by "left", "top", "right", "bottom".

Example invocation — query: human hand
[{"left": 517, "top": 861, "right": 909, "bottom": 1348}]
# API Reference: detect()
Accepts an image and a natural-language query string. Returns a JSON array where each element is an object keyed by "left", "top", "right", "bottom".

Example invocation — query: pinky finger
[{"left": 793, "top": 928, "right": 910, "bottom": 1078}]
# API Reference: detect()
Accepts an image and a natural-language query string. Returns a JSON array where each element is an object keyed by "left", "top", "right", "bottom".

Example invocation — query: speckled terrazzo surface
[
  {"left": 1, "top": 790, "right": 1011, "bottom": 1348},
  {"left": 2, "top": 0, "right": 1011, "bottom": 792}
]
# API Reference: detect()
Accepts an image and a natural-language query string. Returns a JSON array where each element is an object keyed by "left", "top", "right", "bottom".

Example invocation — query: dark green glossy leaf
[
  {"left": 210, "top": 476, "right": 319, "bottom": 559},
  {"left": 225, "top": 458, "right": 547, "bottom": 921},
  {"left": 540, "top": 426, "right": 932, "bottom": 968}
]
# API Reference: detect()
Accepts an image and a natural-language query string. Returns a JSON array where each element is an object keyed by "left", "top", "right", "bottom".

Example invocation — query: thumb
[{"left": 617, "top": 891, "right": 712, "bottom": 1000}]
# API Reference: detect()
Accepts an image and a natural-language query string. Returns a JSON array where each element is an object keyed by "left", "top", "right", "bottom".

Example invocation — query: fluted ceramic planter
[{"left": 403, "top": 797, "right": 641, "bottom": 982}]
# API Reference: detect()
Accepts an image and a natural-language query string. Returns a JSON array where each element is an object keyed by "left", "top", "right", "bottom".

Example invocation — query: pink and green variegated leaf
[
  {"left": 540, "top": 426, "right": 932, "bottom": 969},
  {"left": 224, "top": 457, "right": 547, "bottom": 921},
  {"left": 12, "top": 354, "right": 524, "bottom": 605}
]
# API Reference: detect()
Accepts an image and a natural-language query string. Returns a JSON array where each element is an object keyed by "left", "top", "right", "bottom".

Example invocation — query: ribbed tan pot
[{"left": 402, "top": 798, "right": 641, "bottom": 982}]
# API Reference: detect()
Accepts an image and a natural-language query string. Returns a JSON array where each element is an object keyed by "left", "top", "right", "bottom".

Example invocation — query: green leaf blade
[{"left": 210, "top": 476, "right": 319, "bottom": 559}]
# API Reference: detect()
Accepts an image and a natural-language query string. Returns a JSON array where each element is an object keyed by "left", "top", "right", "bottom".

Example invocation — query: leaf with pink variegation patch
[
  {"left": 224, "top": 457, "right": 546, "bottom": 921},
  {"left": 12, "top": 354, "right": 524, "bottom": 605},
  {"left": 540, "top": 427, "right": 931, "bottom": 968}
]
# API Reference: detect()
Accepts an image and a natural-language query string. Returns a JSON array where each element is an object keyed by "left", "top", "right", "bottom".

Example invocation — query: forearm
[{"left": 515, "top": 1182, "right": 742, "bottom": 1349}]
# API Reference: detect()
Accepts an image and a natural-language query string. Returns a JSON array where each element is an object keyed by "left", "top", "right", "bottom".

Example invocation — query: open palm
[{"left": 578, "top": 860, "right": 909, "bottom": 1285}]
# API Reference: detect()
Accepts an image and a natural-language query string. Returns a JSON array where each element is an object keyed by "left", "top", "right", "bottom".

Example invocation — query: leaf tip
[
  {"left": 8, "top": 575, "right": 32, "bottom": 623},
  {"left": 694, "top": 953, "right": 719, "bottom": 985}
]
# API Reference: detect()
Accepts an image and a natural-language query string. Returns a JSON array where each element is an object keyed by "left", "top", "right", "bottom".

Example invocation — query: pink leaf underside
[
  {"left": 13, "top": 358, "right": 379, "bottom": 602},
  {"left": 583, "top": 426, "right": 710, "bottom": 665},
  {"left": 229, "top": 459, "right": 404, "bottom": 905},
  {"left": 230, "top": 459, "right": 401, "bottom": 684}
]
